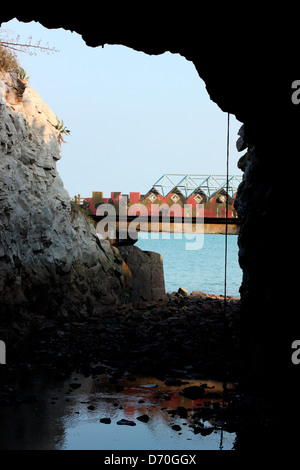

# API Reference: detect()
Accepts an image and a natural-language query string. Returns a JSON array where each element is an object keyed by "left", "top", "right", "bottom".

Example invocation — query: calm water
[
  {"left": 136, "top": 233, "right": 242, "bottom": 298},
  {"left": 0, "top": 371, "right": 236, "bottom": 450}
]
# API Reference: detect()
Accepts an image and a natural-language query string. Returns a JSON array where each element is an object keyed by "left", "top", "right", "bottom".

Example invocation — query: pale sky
[{"left": 1, "top": 18, "right": 243, "bottom": 199}]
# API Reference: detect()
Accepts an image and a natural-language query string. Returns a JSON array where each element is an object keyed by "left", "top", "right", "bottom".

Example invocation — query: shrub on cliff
[{"left": 0, "top": 44, "right": 20, "bottom": 73}]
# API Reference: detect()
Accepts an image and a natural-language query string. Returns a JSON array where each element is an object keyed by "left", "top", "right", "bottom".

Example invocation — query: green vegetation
[
  {"left": 0, "top": 44, "right": 20, "bottom": 73},
  {"left": 0, "top": 46, "right": 30, "bottom": 83},
  {"left": 17, "top": 67, "right": 30, "bottom": 81},
  {"left": 0, "top": 33, "right": 69, "bottom": 146},
  {"left": 55, "top": 116, "right": 71, "bottom": 147},
  {"left": 55, "top": 117, "right": 70, "bottom": 136}
]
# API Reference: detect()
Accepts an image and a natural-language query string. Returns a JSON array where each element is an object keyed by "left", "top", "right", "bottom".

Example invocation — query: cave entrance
[
  {"left": 0, "top": 18, "right": 243, "bottom": 298},
  {"left": 0, "top": 15, "right": 248, "bottom": 452}
]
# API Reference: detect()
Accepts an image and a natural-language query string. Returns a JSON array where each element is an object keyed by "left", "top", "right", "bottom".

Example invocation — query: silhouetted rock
[
  {"left": 136, "top": 414, "right": 150, "bottom": 423},
  {"left": 117, "top": 419, "right": 136, "bottom": 426},
  {"left": 181, "top": 386, "right": 205, "bottom": 400},
  {"left": 100, "top": 418, "right": 111, "bottom": 424},
  {"left": 164, "top": 378, "right": 184, "bottom": 386}
]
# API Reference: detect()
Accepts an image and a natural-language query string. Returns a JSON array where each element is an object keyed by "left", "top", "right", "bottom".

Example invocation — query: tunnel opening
[
  {"left": 0, "top": 18, "right": 244, "bottom": 300},
  {"left": 0, "top": 10, "right": 299, "bottom": 452}
]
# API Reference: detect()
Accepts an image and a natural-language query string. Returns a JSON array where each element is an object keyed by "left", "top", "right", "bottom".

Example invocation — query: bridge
[
  {"left": 73, "top": 174, "right": 242, "bottom": 244},
  {"left": 152, "top": 173, "right": 242, "bottom": 198}
]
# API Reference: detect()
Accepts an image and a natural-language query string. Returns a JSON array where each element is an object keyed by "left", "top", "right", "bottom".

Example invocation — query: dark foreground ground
[
  {"left": 0, "top": 291, "right": 290, "bottom": 452},
  {"left": 4, "top": 290, "right": 241, "bottom": 381}
]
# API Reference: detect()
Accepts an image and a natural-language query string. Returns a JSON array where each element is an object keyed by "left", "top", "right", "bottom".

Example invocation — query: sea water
[{"left": 136, "top": 233, "right": 242, "bottom": 298}]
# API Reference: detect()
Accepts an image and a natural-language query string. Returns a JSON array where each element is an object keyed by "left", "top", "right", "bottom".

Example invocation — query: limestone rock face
[{"left": 0, "top": 72, "right": 165, "bottom": 326}]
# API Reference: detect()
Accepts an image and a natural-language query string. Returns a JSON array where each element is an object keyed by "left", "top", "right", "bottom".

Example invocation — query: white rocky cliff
[{"left": 0, "top": 72, "right": 165, "bottom": 333}]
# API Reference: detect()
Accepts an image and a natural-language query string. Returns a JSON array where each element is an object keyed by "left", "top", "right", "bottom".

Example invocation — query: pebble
[
  {"left": 177, "top": 287, "right": 189, "bottom": 296},
  {"left": 117, "top": 419, "right": 136, "bottom": 426},
  {"left": 181, "top": 386, "right": 205, "bottom": 400},
  {"left": 177, "top": 406, "right": 188, "bottom": 418},
  {"left": 100, "top": 418, "right": 111, "bottom": 424},
  {"left": 136, "top": 414, "right": 150, "bottom": 423},
  {"left": 172, "top": 424, "right": 182, "bottom": 431},
  {"left": 140, "top": 384, "right": 158, "bottom": 388}
]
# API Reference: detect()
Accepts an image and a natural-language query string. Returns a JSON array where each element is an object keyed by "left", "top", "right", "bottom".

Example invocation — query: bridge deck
[{"left": 91, "top": 215, "right": 240, "bottom": 236}]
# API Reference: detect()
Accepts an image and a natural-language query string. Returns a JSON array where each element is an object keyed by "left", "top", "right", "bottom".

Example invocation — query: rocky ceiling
[{"left": 1, "top": 8, "right": 299, "bottom": 150}]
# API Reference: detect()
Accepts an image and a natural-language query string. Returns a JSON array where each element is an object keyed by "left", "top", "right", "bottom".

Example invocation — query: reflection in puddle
[{"left": 0, "top": 370, "right": 236, "bottom": 450}]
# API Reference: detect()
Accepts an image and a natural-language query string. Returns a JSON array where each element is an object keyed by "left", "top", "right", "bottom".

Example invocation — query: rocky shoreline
[{"left": 3, "top": 289, "right": 241, "bottom": 382}]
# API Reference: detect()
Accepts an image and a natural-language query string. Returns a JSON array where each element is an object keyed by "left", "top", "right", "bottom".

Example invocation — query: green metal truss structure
[{"left": 152, "top": 174, "right": 243, "bottom": 198}]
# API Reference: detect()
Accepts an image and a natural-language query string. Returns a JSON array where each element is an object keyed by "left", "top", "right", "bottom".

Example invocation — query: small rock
[
  {"left": 200, "top": 427, "right": 214, "bottom": 436},
  {"left": 117, "top": 419, "right": 136, "bottom": 426},
  {"left": 193, "top": 426, "right": 203, "bottom": 435},
  {"left": 177, "top": 406, "right": 188, "bottom": 418},
  {"left": 190, "top": 291, "right": 206, "bottom": 296},
  {"left": 172, "top": 424, "right": 181, "bottom": 431},
  {"left": 100, "top": 417, "right": 111, "bottom": 424},
  {"left": 164, "top": 378, "right": 183, "bottom": 386},
  {"left": 136, "top": 414, "right": 150, "bottom": 423},
  {"left": 178, "top": 287, "right": 188, "bottom": 296},
  {"left": 87, "top": 405, "right": 95, "bottom": 410},
  {"left": 181, "top": 386, "right": 205, "bottom": 400}
]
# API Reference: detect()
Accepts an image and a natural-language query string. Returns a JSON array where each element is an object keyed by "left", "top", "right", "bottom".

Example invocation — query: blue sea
[{"left": 136, "top": 232, "right": 242, "bottom": 298}]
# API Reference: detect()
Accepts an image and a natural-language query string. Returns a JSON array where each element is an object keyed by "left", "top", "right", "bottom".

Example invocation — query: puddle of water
[{"left": 0, "top": 371, "right": 236, "bottom": 450}]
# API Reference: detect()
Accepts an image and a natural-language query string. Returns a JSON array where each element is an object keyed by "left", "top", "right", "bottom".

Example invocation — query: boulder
[{"left": 118, "top": 245, "right": 166, "bottom": 301}]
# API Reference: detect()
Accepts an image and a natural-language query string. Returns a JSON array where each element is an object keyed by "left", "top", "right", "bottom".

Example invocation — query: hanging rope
[
  {"left": 219, "top": 112, "right": 230, "bottom": 451},
  {"left": 223, "top": 112, "right": 230, "bottom": 370},
  {"left": 224, "top": 113, "right": 230, "bottom": 306}
]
